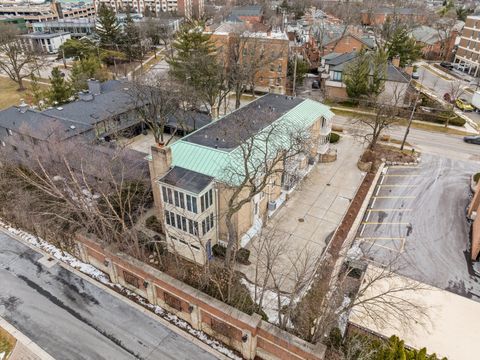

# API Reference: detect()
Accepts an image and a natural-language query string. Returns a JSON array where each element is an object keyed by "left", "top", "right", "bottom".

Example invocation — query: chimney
[
  {"left": 392, "top": 55, "right": 400, "bottom": 68},
  {"left": 405, "top": 65, "right": 413, "bottom": 76},
  {"left": 87, "top": 79, "right": 101, "bottom": 96},
  {"left": 18, "top": 99, "right": 28, "bottom": 114},
  {"left": 78, "top": 91, "right": 94, "bottom": 102}
]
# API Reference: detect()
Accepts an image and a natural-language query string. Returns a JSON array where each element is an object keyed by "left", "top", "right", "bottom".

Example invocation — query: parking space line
[
  {"left": 383, "top": 174, "right": 420, "bottom": 177},
  {"left": 366, "top": 209, "right": 412, "bottom": 212},
  {"left": 362, "top": 222, "right": 410, "bottom": 225},
  {"left": 372, "top": 196, "right": 416, "bottom": 199},
  {"left": 358, "top": 237, "right": 405, "bottom": 253}
]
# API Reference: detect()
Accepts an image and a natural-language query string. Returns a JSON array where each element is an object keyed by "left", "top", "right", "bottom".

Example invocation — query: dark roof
[
  {"left": 0, "top": 106, "right": 91, "bottom": 141},
  {"left": 325, "top": 52, "right": 358, "bottom": 67},
  {"left": 43, "top": 84, "right": 135, "bottom": 126},
  {"left": 231, "top": 5, "right": 263, "bottom": 17},
  {"left": 22, "top": 31, "right": 70, "bottom": 39},
  {"left": 159, "top": 166, "right": 213, "bottom": 194},
  {"left": 166, "top": 110, "right": 212, "bottom": 132},
  {"left": 330, "top": 53, "right": 409, "bottom": 83},
  {"left": 183, "top": 94, "right": 304, "bottom": 151}
]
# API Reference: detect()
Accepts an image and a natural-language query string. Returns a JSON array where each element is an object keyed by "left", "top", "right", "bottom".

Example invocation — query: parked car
[
  {"left": 456, "top": 98, "right": 474, "bottom": 111},
  {"left": 411, "top": 72, "right": 420, "bottom": 79},
  {"left": 464, "top": 135, "right": 480, "bottom": 144},
  {"left": 456, "top": 63, "right": 470, "bottom": 72},
  {"left": 440, "top": 61, "right": 454, "bottom": 70},
  {"left": 312, "top": 80, "right": 320, "bottom": 89}
]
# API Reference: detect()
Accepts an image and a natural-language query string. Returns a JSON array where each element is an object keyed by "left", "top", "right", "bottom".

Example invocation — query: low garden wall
[{"left": 75, "top": 234, "right": 326, "bottom": 360}]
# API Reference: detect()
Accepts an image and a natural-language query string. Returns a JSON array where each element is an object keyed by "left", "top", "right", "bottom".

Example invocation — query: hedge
[
  {"left": 212, "top": 244, "right": 251, "bottom": 265},
  {"left": 330, "top": 132, "right": 340, "bottom": 143}
]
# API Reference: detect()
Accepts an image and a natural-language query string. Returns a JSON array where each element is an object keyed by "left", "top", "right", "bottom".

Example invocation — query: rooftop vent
[
  {"left": 78, "top": 91, "right": 94, "bottom": 102},
  {"left": 18, "top": 99, "right": 28, "bottom": 114},
  {"left": 57, "top": 107, "right": 63, "bottom": 111},
  {"left": 70, "top": 125, "right": 76, "bottom": 130},
  {"left": 87, "top": 79, "right": 101, "bottom": 96}
]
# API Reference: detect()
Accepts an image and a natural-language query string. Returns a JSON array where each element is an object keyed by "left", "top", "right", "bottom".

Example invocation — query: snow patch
[
  {"left": 0, "top": 220, "right": 241, "bottom": 360},
  {"left": 240, "top": 218, "right": 262, "bottom": 248}
]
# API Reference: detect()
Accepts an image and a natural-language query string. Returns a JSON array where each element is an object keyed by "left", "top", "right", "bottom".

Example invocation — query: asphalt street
[
  {"left": 0, "top": 232, "right": 218, "bottom": 360},
  {"left": 334, "top": 114, "right": 480, "bottom": 162},
  {"left": 416, "top": 64, "right": 480, "bottom": 125},
  {"left": 356, "top": 155, "right": 480, "bottom": 301}
]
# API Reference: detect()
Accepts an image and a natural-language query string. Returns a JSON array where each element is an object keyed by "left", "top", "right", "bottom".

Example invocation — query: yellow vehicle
[{"left": 455, "top": 98, "right": 474, "bottom": 111}]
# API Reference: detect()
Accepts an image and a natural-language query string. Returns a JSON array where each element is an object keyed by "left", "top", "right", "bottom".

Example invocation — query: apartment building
[
  {"left": 454, "top": 15, "right": 480, "bottom": 77},
  {"left": 360, "top": 7, "right": 426, "bottom": 26},
  {"left": 0, "top": 1, "right": 95, "bottom": 23},
  {"left": 209, "top": 20, "right": 289, "bottom": 95},
  {"left": 148, "top": 94, "right": 334, "bottom": 264},
  {"left": 92, "top": 0, "right": 204, "bottom": 18},
  {"left": 21, "top": 31, "right": 71, "bottom": 53}
]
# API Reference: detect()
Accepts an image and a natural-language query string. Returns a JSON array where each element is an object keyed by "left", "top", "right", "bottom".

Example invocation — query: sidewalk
[
  {"left": 0, "top": 317, "right": 55, "bottom": 360},
  {"left": 240, "top": 136, "right": 365, "bottom": 294}
]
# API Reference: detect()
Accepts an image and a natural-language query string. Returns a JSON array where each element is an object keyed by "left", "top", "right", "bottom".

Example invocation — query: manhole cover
[{"left": 298, "top": 218, "right": 305, "bottom": 222}]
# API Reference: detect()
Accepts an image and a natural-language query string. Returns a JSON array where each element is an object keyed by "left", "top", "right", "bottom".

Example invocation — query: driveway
[
  {"left": 0, "top": 232, "right": 218, "bottom": 360},
  {"left": 353, "top": 154, "right": 480, "bottom": 301},
  {"left": 242, "top": 136, "right": 365, "bottom": 293}
]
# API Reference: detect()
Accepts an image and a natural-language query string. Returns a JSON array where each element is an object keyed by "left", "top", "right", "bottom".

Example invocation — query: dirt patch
[
  {"left": 0, "top": 326, "right": 16, "bottom": 359},
  {"left": 361, "top": 145, "right": 417, "bottom": 164}
]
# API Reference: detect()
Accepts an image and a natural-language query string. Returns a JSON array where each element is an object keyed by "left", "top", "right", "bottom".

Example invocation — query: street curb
[
  {"left": 0, "top": 228, "right": 228, "bottom": 360},
  {"left": 0, "top": 316, "right": 56, "bottom": 360}
]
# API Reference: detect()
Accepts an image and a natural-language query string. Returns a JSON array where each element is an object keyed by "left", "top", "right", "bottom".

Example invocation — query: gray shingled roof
[
  {"left": 183, "top": 94, "right": 304, "bottom": 151},
  {"left": 231, "top": 5, "right": 263, "bottom": 17},
  {"left": 361, "top": 7, "right": 416, "bottom": 15},
  {"left": 159, "top": 166, "right": 213, "bottom": 194}
]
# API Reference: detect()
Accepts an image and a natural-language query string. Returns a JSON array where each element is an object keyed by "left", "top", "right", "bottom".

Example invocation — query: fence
[{"left": 75, "top": 234, "right": 326, "bottom": 360}]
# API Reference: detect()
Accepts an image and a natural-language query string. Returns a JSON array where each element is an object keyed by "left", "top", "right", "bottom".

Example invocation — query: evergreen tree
[
  {"left": 96, "top": 4, "right": 120, "bottom": 49},
  {"left": 28, "top": 73, "right": 45, "bottom": 109},
  {"left": 70, "top": 56, "right": 108, "bottom": 92},
  {"left": 122, "top": 11, "right": 141, "bottom": 62},
  {"left": 369, "top": 49, "right": 388, "bottom": 97},
  {"left": 386, "top": 26, "right": 423, "bottom": 67},
  {"left": 344, "top": 50, "right": 370, "bottom": 102},
  {"left": 167, "top": 21, "right": 218, "bottom": 91},
  {"left": 48, "top": 67, "right": 72, "bottom": 105}
]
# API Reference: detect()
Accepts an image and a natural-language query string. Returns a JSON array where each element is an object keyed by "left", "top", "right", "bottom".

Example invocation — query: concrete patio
[{"left": 241, "top": 135, "right": 365, "bottom": 295}]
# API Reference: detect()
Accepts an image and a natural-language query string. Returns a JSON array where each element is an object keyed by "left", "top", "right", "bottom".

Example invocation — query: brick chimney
[
  {"left": 148, "top": 146, "right": 172, "bottom": 230},
  {"left": 392, "top": 55, "right": 400, "bottom": 68},
  {"left": 405, "top": 65, "right": 414, "bottom": 75}
]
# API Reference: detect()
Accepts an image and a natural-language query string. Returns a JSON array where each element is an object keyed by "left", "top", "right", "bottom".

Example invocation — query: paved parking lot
[{"left": 355, "top": 154, "right": 480, "bottom": 301}]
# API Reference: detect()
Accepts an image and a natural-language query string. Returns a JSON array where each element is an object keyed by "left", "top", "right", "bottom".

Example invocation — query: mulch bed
[{"left": 362, "top": 145, "right": 417, "bottom": 164}]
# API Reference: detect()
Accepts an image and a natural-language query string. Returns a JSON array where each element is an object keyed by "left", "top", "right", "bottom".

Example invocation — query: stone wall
[{"left": 75, "top": 234, "right": 326, "bottom": 360}]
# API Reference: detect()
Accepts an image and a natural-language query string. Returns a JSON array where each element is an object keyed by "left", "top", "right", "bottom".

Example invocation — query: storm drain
[{"left": 38, "top": 255, "right": 58, "bottom": 269}]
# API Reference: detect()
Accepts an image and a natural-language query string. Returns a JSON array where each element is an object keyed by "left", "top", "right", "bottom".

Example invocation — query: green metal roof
[{"left": 169, "top": 98, "right": 334, "bottom": 185}]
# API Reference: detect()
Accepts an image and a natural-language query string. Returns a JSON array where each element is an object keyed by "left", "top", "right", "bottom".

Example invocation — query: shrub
[
  {"left": 474, "top": 173, "right": 480, "bottom": 183},
  {"left": 145, "top": 215, "right": 162, "bottom": 233},
  {"left": 236, "top": 248, "right": 251, "bottom": 265},
  {"left": 212, "top": 244, "right": 226, "bottom": 258},
  {"left": 329, "top": 132, "right": 340, "bottom": 143}
]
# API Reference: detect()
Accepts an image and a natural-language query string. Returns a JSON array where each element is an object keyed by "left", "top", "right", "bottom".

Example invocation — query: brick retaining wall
[{"left": 76, "top": 234, "right": 326, "bottom": 360}]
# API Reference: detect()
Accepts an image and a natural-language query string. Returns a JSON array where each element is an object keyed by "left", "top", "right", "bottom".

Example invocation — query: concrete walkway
[{"left": 241, "top": 136, "right": 365, "bottom": 293}]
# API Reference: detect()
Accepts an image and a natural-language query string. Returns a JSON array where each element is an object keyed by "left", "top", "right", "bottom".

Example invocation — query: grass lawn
[
  {"left": 0, "top": 326, "right": 16, "bottom": 359},
  {"left": 0, "top": 76, "right": 49, "bottom": 111}
]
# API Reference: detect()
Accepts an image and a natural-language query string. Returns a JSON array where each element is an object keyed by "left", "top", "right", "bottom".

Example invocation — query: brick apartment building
[
  {"left": 209, "top": 20, "right": 290, "bottom": 95},
  {"left": 315, "top": 24, "right": 375, "bottom": 56},
  {"left": 360, "top": 7, "right": 426, "bottom": 26},
  {"left": 147, "top": 94, "right": 334, "bottom": 264},
  {"left": 454, "top": 15, "right": 480, "bottom": 77},
  {"left": 410, "top": 24, "right": 462, "bottom": 61}
]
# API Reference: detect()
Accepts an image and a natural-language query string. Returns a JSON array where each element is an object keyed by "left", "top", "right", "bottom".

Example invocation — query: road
[
  {"left": 0, "top": 232, "right": 219, "bottom": 360},
  {"left": 416, "top": 64, "right": 480, "bottom": 125},
  {"left": 334, "top": 114, "right": 480, "bottom": 162},
  {"left": 354, "top": 155, "right": 480, "bottom": 301}
]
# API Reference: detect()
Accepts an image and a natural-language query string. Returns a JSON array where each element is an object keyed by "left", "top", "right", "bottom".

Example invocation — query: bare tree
[
  {"left": 129, "top": 76, "right": 182, "bottom": 145},
  {"left": 0, "top": 23, "right": 45, "bottom": 91},
  {"left": 445, "top": 79, "right": 465, "bottom": 128},
  {"left": 0, "top": 136, "right": 152, "bottom": 258}
]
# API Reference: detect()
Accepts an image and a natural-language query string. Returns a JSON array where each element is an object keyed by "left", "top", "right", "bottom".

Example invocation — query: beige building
[
  {"left": 454, "top": 15, "right": 480, "bottom": 76},
  {"left": 148, "top": 94, "right": 334, "bottom": 264},
  {"left": 93, "top": 0, "right": 204, "bottom": 18}
]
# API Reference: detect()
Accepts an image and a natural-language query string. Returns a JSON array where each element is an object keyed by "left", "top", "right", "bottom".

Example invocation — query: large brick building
[
  {"left": 454, "top": 15, "right": 480, "bottom": 77},
  {"left": 360, "top": 7, "right": 426, "bottom": 26},
  {"left": 148, "top": 94, "right": 334, "bottom": 264},
  {"left": 209, "top": 20, "right": 289, "bottom": 95}
]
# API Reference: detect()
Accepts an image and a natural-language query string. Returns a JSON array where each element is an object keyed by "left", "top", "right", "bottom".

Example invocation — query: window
[
  {"left": 201, "top": 190, "right": 213, "bottom": 212},
  {"left": 270, "top": 63, "right": 275, "bottom": 72},
  {"left": 174, "top": 190, "right": 180, "bottom": 207},
  {"left": 186, "top": 195, "right": 198, "bottom": 214},
  {"left": 202, "top": 213, "right": 215, "bottom": 235},
  {"left": 162, "top": 186, "right": 174, "bottom": 204},
  {"left": 277, "top": 64, "right": 282, "bottom": 73},
  {"left": 332, "top": 71, "right": 342, "bottom": 81},
  {"left": 123, "top": 270, "right": 140, "bottom": 288},
  {"left": 188, "top": 219, "right": 198, "bottom": 235},
  {"left": 321, "top": 117, "right": 326, "bottom": 127},
  {"left": 164, "top": 292, "right": 182, "bottom": 311}
]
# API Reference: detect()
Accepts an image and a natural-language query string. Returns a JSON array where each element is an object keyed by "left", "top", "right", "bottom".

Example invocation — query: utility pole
[
  {"left": 400, "top": 86, "right": 421, "bottom": 151},
  {"left": 292, "top": 50, "right": 298, "bottom": 96}
]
